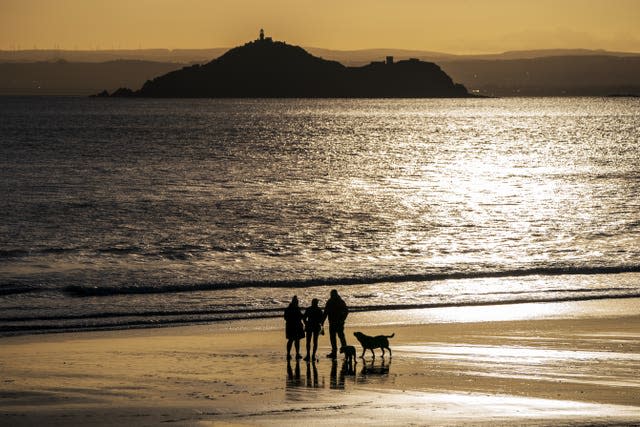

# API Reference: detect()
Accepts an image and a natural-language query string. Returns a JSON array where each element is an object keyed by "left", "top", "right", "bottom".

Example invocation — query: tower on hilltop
[{"left": 258, "top": 28, "right": 272, "bottom": 43}]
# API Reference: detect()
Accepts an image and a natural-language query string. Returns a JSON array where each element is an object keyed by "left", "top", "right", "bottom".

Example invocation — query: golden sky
[{"left": 1, "top": 0, "right": 639, "bottom": 53}]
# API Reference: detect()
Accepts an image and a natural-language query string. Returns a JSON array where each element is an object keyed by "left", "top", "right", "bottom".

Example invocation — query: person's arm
[{"left": 341, "top": 301, "right": 349, "bottom": 321}]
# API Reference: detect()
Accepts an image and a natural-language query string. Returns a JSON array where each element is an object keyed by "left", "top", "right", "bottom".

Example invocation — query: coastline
[{"left": 1, "top": 298, "right": 639, "bottom": 426}]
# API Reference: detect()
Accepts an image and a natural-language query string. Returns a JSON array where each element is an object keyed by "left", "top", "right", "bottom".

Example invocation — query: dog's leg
[
  {"left": 387, "top": 347, "right": 392, "bottom": 357},
  {"left": 370, "top": 348, "right": 375, "bottom": 359},
  {"left": 360, "top": 349, "right": 365, "bottom": 358}
]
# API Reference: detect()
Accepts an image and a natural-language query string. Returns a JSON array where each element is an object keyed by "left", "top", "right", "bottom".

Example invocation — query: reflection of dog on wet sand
[
  {"left": 353, "top": 331, "right": 394, "bottom": 358},
  {"left": 339, "top": 345, "right": 357, "bottom": 367},
  {"left": 360, "top": 358, "right": 390, "bottom": 375}
]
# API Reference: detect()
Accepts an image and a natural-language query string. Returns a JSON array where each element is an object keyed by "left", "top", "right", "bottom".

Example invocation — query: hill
[{"left": 128, "top": 36, "right": 469, "bottom": 98}]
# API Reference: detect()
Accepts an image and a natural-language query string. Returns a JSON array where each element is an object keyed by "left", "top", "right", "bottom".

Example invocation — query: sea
[{"left": 1, "top": 97, "right": 639, "bottom": 335}]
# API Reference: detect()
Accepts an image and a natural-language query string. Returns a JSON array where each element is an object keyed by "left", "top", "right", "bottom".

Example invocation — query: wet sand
[{"left": 1, "top": 298, "right": 639, "bottom": 426}]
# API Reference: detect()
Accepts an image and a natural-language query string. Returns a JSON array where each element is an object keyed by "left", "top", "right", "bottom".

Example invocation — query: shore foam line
[{"left": 59, "top": 264, "right": 640, "bottom": 297}]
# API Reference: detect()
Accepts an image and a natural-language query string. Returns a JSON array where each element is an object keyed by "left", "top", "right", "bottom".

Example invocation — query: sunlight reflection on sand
[
  {"left": 395, "top": 343, "right": 640, "bottom": 388},
  {"left": 351, "top": 297, "right": 640, "bottom": 326},
  {"left": 214, "top": 388, "right": 640, "bottom": 426}
]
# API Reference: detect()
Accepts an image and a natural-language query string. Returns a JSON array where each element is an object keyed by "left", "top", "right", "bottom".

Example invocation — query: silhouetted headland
[{"left": 99, "top": 31, "right": 471, "bottom": 98}]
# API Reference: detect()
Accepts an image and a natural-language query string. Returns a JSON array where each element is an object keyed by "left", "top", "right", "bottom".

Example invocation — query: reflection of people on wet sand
[
  {"left": 329, "top": 360, "right": 345, "bottom": 389},
  {"left": 286, "top": 359, "right": 302, "bottom": 388},
  {"left": 287, "top": 359, "right": 320, "bottom": 389},
  {"left": 323, "top": 289, "right": 349, "bottom": 359},
  {"left": 305, "top": 360, "right": 320, "bottom": 388},
  {"left": 284, "top": 295, "right": 305, "bottom": 360},
  {"left": 302, "top": 298, "right": 324, "bottom": 362},
  {"left": 330, "top": 359, "right": 357, "bottom": 389}
]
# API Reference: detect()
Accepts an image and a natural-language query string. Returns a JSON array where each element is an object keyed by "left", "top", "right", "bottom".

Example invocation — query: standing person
[
  {"left": 284, "top": 296, "right": 305, "bottom": 360},
  {"left": 323, "top": 289, "right": 349, "bottom": 359},
  {"left": 302, "top": 298, "right": 324, "bottom": 362}
]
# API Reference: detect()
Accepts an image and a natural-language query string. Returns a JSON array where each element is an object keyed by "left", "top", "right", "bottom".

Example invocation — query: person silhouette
[
  {"left": 284, "top": 295, "right": 305, "bottom": 360},
  {"left": 302, "top": 298, "right": 324, "bottom": 362},
  {"left": 323, "top": 289, "right": 349, "bottom": 359}
]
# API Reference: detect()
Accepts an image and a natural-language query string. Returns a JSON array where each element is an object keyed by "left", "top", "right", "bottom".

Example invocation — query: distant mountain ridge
[
  {"left": 1, "top": 45, "right": 639, "bottom": 97},
  {"left": 0, "top": 60, "right": 180, "bottom": 96},
  {"left": 1, "top": 47, "right": 638, "bottom": 64},
  {"left": 307, "top": 47, "right": 640, "bottom": 66},
  {"left": 111, "top": 35, "right": 470, "bottom": 98},
  {"left": 0, "top": 48, "right": 228, "bottom": 64}
]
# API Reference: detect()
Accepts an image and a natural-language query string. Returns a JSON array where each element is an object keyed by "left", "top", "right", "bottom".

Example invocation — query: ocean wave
[
  {"left": 0, "top": 284, "right": 47, "bottom": 296},
  {"left": 0, "top": 249, "right": 33, "bottom": 259},
  {"left": 62, "top": 264, "right": 640, "bottom": 297},
  {"left": 2, "top": 291, "right": 640, "bottom": 336},
  {"left": 0, "top": 247, "right": 82, "bottom": 259},
  {"left": 0, "top": 244, "right": 215, "bottom": 260}
]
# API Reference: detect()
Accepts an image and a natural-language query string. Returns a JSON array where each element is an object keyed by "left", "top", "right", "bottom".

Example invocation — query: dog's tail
[{"left": 385, "top": 333, "right": 395, "bottom": 339}]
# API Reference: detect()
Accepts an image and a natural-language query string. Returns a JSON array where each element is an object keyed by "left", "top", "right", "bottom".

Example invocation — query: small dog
[
  {"left": 353, "top": 331, "right": 394, "bottom": 358},
  {"left": 339, "top": 345, "right": 357, "bottom": 367}
]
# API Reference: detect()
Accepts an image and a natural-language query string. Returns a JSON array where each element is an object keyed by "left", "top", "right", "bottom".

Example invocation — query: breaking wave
[{"left": 62, "top": 264, "right": 640, "bottom": 297}]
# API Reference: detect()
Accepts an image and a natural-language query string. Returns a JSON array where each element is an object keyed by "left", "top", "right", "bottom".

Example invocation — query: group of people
[{"left": 284, "top": 289, "right": 349, "bottom": 361}]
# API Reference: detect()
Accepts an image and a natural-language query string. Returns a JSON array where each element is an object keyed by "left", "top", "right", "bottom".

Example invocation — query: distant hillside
[
  {"left": 440, "top": 56, "right": 640, "bottom": 97},
  {"left": 307, "top": 47, "right": 640, "bottom": 66},
  {"left": 1, "top": 47, "right": 639, "bottom": 97},
  {"left": 2, "top": 47, "right": 637, "bottom": 65},
  {"left": 0, "top": 48, "right": 227, "bottom": 64},
  {"left": 0, "top": 60, "right": 181, "bottom": 95}
]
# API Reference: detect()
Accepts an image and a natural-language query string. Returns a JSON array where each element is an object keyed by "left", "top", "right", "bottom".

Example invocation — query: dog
[
  {"left": 353, "top": 331, "right": 394, "bottom": 358},
  {"left": 339, "top": 345, "right": 357, "bottom": 367}
]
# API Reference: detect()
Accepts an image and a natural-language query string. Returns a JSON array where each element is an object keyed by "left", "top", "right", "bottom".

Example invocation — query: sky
[{"left": 1, "top": 0, "right": 639, "bottom": 53}]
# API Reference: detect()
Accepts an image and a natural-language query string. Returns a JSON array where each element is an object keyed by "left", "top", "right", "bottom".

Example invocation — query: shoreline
[
  {"left": 1, "top": 298, "right": 639, "bottom": 426},
  {"left": 3, "top": 291, "right": 640, "bottom": 338}
]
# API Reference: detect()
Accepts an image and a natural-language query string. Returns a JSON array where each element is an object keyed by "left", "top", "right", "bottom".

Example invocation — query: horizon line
[{"left": 2, "top": 45, "right": 640, "bottom": 57}]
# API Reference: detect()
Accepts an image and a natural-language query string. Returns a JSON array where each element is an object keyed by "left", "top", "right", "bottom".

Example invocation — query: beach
[
  {"left": 2, "top": 74, "right": 640, "bottom": 427},
  {"left": 1, "top": 298, "right": 639, "bottom": 426}
]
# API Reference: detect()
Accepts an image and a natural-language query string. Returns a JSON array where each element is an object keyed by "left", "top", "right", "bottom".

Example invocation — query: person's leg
[
  {"left": 328, "top": 324, "right": 337, "bottom": 357},
  {"left": 312, "top": 331, "right": 319, "bottom": 359},
  {"left": 305, "top": 334, "right": 312, "bottom": 360},
  {"left": 294, "top": 339, "right": 301, "bottom": 358},
  {"left": 287, "top": 339, "right": 293, "bottom": 359},
  {"left": 337, "top": 324, "right": 347, "bottom": 348}
]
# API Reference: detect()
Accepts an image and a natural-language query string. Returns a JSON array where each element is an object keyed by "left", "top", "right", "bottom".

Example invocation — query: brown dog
[{"left": 353, "top": 332, "right": 394, "bottom": 358}]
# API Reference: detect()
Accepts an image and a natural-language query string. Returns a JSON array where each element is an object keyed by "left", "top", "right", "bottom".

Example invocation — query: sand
[{"left": 1, "top": 298, "right": 639, "bottom": 426}]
